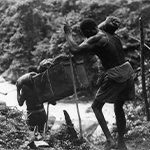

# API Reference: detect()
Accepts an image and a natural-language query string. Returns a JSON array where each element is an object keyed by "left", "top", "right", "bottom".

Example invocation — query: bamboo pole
[
  {"left": 129, "top": 36, "right": 150, "bottom": 51},
  {"left": 62, "top": 16, "right": 82, "bottom": 137},
  {"left": 43, "top": 102, "right": 49, "bottom": 136},
  {"left": 139, "top": 16, "right": 150, "bottom": 121},
  {"left": 68, "top": 51, "right": 83, "bottom": 138},
  {"left": 46, "top": 102, "right": 49, "bottom": 130}
]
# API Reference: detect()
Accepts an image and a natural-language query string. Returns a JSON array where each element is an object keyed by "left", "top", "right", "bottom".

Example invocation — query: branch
[{"left": 129, "top": 36, "right": 150, "bottom": 51}]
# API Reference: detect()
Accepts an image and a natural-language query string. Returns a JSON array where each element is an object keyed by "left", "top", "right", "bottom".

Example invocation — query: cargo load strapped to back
[{"left": 33, "top": 58, "right": 90, "bottom": 104}]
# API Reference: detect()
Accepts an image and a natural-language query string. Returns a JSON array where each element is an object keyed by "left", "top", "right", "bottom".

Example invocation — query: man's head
[
  {"left": 98, "top": 16, "right": 121, "bottom": 34},
  {"left": 80, "top": 18, "right": 98, "bottom": 38}
]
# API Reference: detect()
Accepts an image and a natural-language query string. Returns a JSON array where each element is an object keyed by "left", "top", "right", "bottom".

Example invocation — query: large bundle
[
  {"left": 98, "top": 16, "right": 120, "bottom": 34},
  {"left": 33, "top": 57, "right": 89, "bottom": 104}
]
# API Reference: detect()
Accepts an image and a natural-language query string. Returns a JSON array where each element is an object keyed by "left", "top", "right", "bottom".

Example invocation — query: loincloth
[
  {"left": 107, "top": 61, "right": 134, "bottom": 83},
  {"left": 94, "top": 62, "right": 135, "bottom": 103}
]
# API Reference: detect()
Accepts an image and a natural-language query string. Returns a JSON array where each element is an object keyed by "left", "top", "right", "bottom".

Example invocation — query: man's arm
[
  {"left": 16, "top": 81, "right": 21, "bottom": 102},
  {"left": 63, "top": 23, "right": 94, "bottom": 52},
  {"left": 64, "top": 24, "right": 103, "bottom": 55},
  {"left": 16, "top": 81, "right": 25, "bottom": 106},
  {"left": 64, "top": 24, "right": 107, "bottom": 55},
  {"left": 63, "top": 23, "right": 80, "bottom": 51},
  {"left": 18, "top": 89, "right": 25, "bottom": 106}
]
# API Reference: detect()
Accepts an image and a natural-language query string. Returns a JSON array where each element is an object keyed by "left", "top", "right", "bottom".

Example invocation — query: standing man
[{"left": 63, "top": 16, "right": 135, "bottom": 150}]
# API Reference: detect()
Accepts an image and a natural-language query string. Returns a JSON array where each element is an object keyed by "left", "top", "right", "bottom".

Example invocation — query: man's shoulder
[{"left": 87, "top": 31, "right": 107, "bottom": 45}]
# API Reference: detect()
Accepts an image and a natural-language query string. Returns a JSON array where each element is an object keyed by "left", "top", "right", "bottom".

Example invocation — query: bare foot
[
  {"left": 104, "top": 140, "right": 116, "bottom": 150},
  {"left": 115, "top": 140, "right": 127, "bottom": 150}
]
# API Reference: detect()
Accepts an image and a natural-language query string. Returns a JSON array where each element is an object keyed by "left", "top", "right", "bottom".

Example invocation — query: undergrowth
[
  {"left": 48, "top": 124, "right": 90, "bottom": 150},
  {"left": 0, "top": 99, "right": 150, "bottom": 150}
]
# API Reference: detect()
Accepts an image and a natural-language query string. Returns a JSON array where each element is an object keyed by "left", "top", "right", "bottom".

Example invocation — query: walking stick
[
  {"left": 43, "top": 102, "right": 49, "bottom": 136},
  {"left": 0, "top": 88, "right": 16, "bottom": 95},
  {"left": 63, "top": 18, "right": 83, "bottom": 137},
  {"left": 68, "top": 50, "right": 83, "bottom": 138}
]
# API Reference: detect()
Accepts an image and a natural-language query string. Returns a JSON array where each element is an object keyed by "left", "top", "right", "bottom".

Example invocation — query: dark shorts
[
  {"left": 27, "top": 110, "right": 47, "bottom": 133},
  {"left": 94, "top": 75, "right": 135, "bottom": 104}
]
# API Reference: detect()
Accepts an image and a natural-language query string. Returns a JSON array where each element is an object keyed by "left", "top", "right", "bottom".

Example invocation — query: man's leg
[
  {"left": 114, "top": 100, "right": 127, "bottom": 150},
  {"left": 92, "top": 102, "right": 116, "bottom": 150},
  {"left": 36, "top": 111, "right": 47, "bottom": 139}
]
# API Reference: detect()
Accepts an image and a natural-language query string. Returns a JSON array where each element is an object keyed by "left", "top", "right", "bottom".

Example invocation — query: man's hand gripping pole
[{"left": 63, "top": 20, "right": 83, "bottom": 138}]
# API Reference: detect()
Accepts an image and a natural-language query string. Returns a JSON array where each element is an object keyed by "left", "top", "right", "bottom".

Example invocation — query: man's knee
[
  {"left": 114, "top": 100, "right": 125, "bottom": 110},
  {"left": 114, "top": 100, "right": 126, "bottom": 121},
  {"left": 91, "top": 102, "right": 95, "bottom": 110},
  {"left": 92, "top": 100, "right": 104, "bottom": 111}
]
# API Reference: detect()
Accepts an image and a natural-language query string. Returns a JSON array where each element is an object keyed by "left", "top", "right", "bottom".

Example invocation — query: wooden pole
[
  {"left": 129, "top": 36, "right": 150, "bottom": 51},
  {"left": 63, "top": 16, "right": 82, "bottom": 137},
  {"left": 44, "top": 102, "right": 49, "bottom": 136},
  {"left": 68, "top": 51, "right": 83, "bottom": 138},
  {"left": 139, "top": 16, "right": 150, "bottom": 121}
]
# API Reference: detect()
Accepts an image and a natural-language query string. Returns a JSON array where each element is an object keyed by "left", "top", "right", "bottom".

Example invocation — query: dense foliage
[
  {"left": 0, "top": 106, "right": 28, "bottom": 149},
  {"left": 0, "top": 0, "right": 150, "bottom": 86},
  {"left": 1, "top": 1, "right": 150, "bottom": 149},
  {"left": 0, "top": 100, "right": 150, "bottom": 149}
]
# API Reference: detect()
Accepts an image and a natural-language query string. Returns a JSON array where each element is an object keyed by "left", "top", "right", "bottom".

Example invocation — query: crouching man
[{"left": 16, "top": 66, "right": 47, "bottom": 149}]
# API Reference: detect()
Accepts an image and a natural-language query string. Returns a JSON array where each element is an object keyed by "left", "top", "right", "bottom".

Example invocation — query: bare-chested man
[
  {"left": 63, "top": 16, "right": 135, "bottom": 150},
  {"left": 16, "top": 66, "right": 47, "bottom": 149}
]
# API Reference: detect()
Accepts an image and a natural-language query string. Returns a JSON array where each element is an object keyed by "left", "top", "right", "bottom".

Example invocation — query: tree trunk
[{"left": 139, "top": 16, "right": 150, "bottom": 121}]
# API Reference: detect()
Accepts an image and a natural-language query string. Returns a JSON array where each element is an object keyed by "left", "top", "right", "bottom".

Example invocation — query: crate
[{"left": 33, "top": 60, "right": 89, "bottom": 103}]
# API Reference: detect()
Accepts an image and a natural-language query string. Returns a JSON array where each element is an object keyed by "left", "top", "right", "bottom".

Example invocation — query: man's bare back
[{"left": 92, "top": 31, "right": 126, "bottom": 70}]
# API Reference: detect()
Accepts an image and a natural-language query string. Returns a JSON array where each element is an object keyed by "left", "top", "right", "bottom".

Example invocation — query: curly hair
[{"left": 80, "top": 18, "right": 97, "bottom": 36}]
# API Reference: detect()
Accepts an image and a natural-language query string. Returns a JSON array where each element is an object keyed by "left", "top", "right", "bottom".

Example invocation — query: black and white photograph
[{"left": 0, "top": 0, "right": 150, "bottom": 149}]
